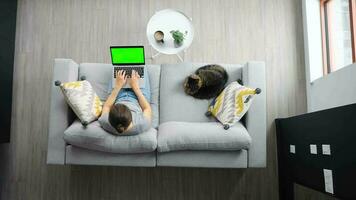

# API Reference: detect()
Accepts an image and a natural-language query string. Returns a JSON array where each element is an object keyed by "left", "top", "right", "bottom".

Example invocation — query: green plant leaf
[{"left": 170, "top": 30, "right": 185, "bottom": 43}]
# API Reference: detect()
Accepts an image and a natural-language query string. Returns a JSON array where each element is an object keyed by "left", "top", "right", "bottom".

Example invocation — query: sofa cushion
[
  {"left": 59, "top": 80, "right": 103, "bottom": 125},
  {"left": 159, "top": 62, "right": 242, "bottom": 123},
  {"left": 64, "top": 120, "right": 157, "bottom": 153},
  {"left": 207, "top": 82, "right": 259, "bottom": 128},
  {"left": 78, "top": 63, "right": 160, "bottom": 128},
  {"left": 157, "top": 121, "right": 251, "bottom": 152}
]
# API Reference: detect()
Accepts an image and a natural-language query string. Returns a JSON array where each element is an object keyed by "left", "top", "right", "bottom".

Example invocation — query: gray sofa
[{"left": 47, "top": 59, "right": 266, "bottom": 168}]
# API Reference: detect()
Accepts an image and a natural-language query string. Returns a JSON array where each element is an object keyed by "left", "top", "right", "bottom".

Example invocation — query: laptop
[{"left": 110, "top": 46, "right": 145, "bottom": 88}]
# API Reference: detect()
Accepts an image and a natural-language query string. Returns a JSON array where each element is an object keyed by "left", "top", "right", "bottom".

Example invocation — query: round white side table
[{"left": 146, "top": 9, "right": 194, "bottom": 61}]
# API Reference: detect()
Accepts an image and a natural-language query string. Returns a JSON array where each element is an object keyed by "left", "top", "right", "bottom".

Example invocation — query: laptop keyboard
[{"left": 114, "top": 66, "right": 144, "bottom": 78}]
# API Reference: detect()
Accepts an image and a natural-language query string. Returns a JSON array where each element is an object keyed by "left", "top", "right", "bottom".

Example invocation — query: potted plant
[{"left": 170, "top": 30, "right": 187, "bottom": 47}]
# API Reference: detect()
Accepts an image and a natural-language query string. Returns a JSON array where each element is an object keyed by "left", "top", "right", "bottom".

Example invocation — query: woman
[{"left": 99, "top": 69, "right": 151, "bottom": 135}]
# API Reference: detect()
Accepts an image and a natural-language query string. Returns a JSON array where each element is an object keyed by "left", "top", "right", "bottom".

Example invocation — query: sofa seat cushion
[
  {"left": 160, "top": 63, "right": 243, "bottom": 123},
  {"left": 64, "top": 120, "right": 157, "bottom": 153},
  {"left": 157, "top": 121, "right": 251, "bottom": 152},
  {"left": 78, "top": 63, "right": 161, "bottom": 128}
]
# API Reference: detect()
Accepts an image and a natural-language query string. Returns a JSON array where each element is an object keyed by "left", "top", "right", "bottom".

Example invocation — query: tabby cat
[{"left": 184, "top": 64, "right": 228, "bottom": 99}]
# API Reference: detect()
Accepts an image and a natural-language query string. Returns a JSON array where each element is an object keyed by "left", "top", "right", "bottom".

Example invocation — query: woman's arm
[
  {"left": 102, "top": 70, "right": 127, "bottom": 114},
  {"left": 129, "top": 71, "right": 152, "bottom": 120}
]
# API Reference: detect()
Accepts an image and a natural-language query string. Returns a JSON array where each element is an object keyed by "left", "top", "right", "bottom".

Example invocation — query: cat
[{"left": 184, "top": 64, "right": 228, "bottom": 99}]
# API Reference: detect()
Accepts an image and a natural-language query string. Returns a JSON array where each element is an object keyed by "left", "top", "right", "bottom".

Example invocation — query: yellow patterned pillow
[
  {"left": 206, "top": 82, "right": 260, "bottom": 130},
  {"left": 59, "top": 80, "right": 103, "bottom": 125}
]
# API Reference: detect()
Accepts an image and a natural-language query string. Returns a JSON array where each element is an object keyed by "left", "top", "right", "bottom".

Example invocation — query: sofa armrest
[
  {"left": 47, "top": 59, "right": 78, "bottom": 164},
  {"left": 242, "top": 61, "right": 267, "bottom": 167}
]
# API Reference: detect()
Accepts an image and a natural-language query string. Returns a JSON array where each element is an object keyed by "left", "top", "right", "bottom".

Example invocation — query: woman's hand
[
  {"left": 115, "top": 70, "right": 127, "bottom": 88},
  {"left": 128, "top": 70, "right": 140, "bottom": 89}
]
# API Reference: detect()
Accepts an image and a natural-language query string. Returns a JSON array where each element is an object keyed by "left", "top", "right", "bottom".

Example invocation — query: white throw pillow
[
  {"left": 207, "top": 82, "right": 260, "bottom": 129},
  {"left": 59, "top": 80, "right": 102, "bottom": 125}
]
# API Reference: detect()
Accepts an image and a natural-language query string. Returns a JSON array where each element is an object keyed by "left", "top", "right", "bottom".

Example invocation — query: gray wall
[{"left": 309, "top": 64, "right": 356, "bottom": 112}]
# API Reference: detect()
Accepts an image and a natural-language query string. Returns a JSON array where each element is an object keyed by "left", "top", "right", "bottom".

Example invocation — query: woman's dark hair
[{"left": 108, "top": 104, "right": 132, "bottom": 134}]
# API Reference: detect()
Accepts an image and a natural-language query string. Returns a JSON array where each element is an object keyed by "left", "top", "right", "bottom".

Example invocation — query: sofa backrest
[
  {"left": 159, "top": 62, "right": 243, "bottom": 123},
  {"left": 79, "top": 63, "right": 112, "bottom": 101}
]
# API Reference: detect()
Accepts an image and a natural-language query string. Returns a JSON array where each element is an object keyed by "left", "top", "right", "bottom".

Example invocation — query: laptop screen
[{"left": 110, "top": 46, "right": 145, "bottom": 65}]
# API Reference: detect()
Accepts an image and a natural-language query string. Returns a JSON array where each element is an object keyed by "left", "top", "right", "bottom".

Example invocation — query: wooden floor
[{"left": 0, "top": 0, "right": 337, "bottom": 199}]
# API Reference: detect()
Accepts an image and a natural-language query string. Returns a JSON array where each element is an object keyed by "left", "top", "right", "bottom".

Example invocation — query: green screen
[{"left": 111, "top": 47, "right": 144, "bottom": 64}]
